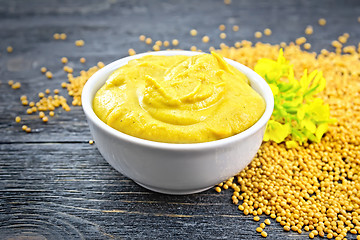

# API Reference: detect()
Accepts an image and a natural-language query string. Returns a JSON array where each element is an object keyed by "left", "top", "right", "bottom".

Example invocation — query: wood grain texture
[{"left": 1, "top": 0, "right": 360, "bottom": 239}]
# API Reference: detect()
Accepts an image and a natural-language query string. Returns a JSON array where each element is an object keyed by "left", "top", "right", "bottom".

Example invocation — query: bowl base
[{"left": 134, "top": 181, "right": 213, "bottom": 195}]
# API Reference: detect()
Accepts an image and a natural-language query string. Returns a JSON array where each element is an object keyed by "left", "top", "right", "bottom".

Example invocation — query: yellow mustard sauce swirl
[{"left": 93, "top": 52, "right": 266, "bottom": 143}]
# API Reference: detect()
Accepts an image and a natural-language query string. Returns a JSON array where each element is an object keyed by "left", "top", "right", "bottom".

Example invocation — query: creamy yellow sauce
[{"left": 93, "top": 52, "right": 265, "bottom": 143}]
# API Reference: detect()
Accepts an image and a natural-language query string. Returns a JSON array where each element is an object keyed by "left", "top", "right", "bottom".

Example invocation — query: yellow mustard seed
[
  {"left": 31, "top": 106, "right": 37, "bottom": 112},
  {"left": 61, "top": 82, "right": 67, "bottom": 88},
  {"left": 79, "top": 57, "right": 86, "bottom": 64},
  {"left": 264, "top": 219, "right": 271, "bottom": 225},
  {"left": 15, "top": 116, "right": 21, "bottom": 123},
  {"left": 89, "top": 140, "right": 94, "bottom": 145},
  {"left": 49, "top": 111, "right": 55, "bottom": 117},
  {"left": 39, "top": 112, "right": 45, "bottom": 118},
  {"left": 224, "top": 0, "right": 231, "bottom": 5},
  {"left": 318, "top": 18, "right": 327, "bottom": 26},
  {"left": 7, "top": 46, "right": 13, "bottom": 53},
  {"left": 190, "top": 29, "right": 198, "bottom": 36},
  {"left": 153, "top": 45, "right": 160, "bottom": 51},
  {"left": 42, "top": 116, "right": 48, "bottom": 123},
  {"left": 264, "top": 28, "right": 272, "bottom": 36},
  {"left": 215, "top": 186, "right": 221, "bottom": 193},
  {"left": 97, "top": 62, "right": 105, "bottom": 68},
  {"left": 295, "top": 37, "right": 306, "bottom": 45},
  {"left": 220, "top": 33, "right": 226, "bottom": 39},
  {"left": 38, "top": 92, "right": 45, "bottom": 98},
  {"left": 60, "top": 33, "right": 67, "bottom": 40},
  {"left": 20, "top": 95, "right": 27, "bottom": 101},
  {"left": 304, "top": 43, "right": 311, "bottom": 50},
  {"left": 29, "top": 102, "right": 35, "bottom": 107},
  {"left": 40, "top": 67, "right": 47, "bottom": 73},
  {"left": 254, "top": 216, "right": 260, "bottom": 222},
  {"left": 219, "top": 24, "right": 226, "bottom": 31},
  {"left": 53, "top": 33, "right": 60, "bottom": 40},
  {"left": 22, "top": 100, "right": 28, "bottom": 106},
  {"left": 26, "top": 109, "right": 32, "bottom": 114},
  {"left": 232, "top": 25, "right": 239, "bottom": 32},
  {"left": 256, "top": 227, "right": 263, "bottom": 233},
  {"left": 8, "top": 80, "right": 14, "bottom": 86},
  {"left": 261, "top": 231, "right": 267, "bottom": 238},
  {"left": 139, "top": 35, "right": 146, "bottom": 41},
  {"left": 260, "top": 223, "right": 266, "bottom": 229},
  {"left": 163, "top": 41, "right": 170, "bottom": 47},
  {"left": 254, "top": 31, "right": 262, "bottom": 38},
  {"left": 202, "top": 36, "right": 210, "bottom": 43},
  {"left": 45, "top": 71, "right": 53, "bottom": 79},
  {"left": 25, "top": 127, "right": 31, "bottom": 133},
  {"left": 61, "top": 57, "right": 68, "bottom": 64},
  {"left": 172, "top": 39, "right": 179, "bottom": 46},
  {"left": 128, "top": 48, "right": 136, "bottom": 56},
  {"left": 11, "top": 82, "right": 21, "bottom": 89},
  {"left": 305, "top": 25, "right": 314, "bottom": 35},
  {"left": 75, "top": 40, "right": 85, "bottom": 47},
  {"left": 234, "top": 42, "right": 241, "bottom": 48},
  {"left": 190, "top": 46, "right": 197, "bottom": 51},
  {"left": 145, "top": 38, "right": 152, "bottom": 45},
  {"left": 22, "top": 125, "right": 27, "bottom": 131},
  {"left": 54, "top": 89, "right": 59, "bottom": 94},
  {"left": 155, "top": 40, "right": 162, "bottom": 46},
  {"left": 45, "top": 89, "right": 50, "bottom": 94}
]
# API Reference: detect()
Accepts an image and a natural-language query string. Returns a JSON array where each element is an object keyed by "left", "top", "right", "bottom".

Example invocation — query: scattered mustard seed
[
  {"left": 22, "top": 125, "right": 27, "bottom": 131},
  {"left": 256, "top": 227, "right": 263, "bottom": 233},
  {"left": 45, "top": 71, "right": 53, "bottom": 79},
  {"left": 254, "top": 216, "right": 260, "bottom": 221},
  {"left": 25, "top": 127, "right": 31, "bottom": 133},
  {"left": 224, "top": 0, "right": 231, "bottom": 5},
  {"left": 155, "top": 40, "right": 162, "bottom": 46},
  {"left": 53, "top": 33, "right": 60, "bottom": 40},
  {"left": 128, "top": 48, "right": 136, "bottom": 56},
  {"left": 172, "top": 39, "right": 179, "bottom": 46},
  {"left": 261, "top": 231, "right": 268, "bottom": 238},
  {"left": 318, "top": 18, "right": 327, "bottom": 26},
  {"left": 163, "top": 41, "right": 170, "bottom": 47},
  {"left": 11, "top": 82, "right": 21, "bottom": 89},
  {"left": 254, "top": 31, "right": 262, "bottom": 38},
  {"left": 45, "top": 89, "right": 50, "bottom": 94},
  {"left": 8, "top": 80, "right": 14, "bottom": 86},
  {"left": 15, "top": 116, "right": 21, "bottom": 123},
  {"left": 61, "top": 82, "right": 67, "bottom": 88},
  {"left": 305, "top": 25, "right": 313, "bottom": 35},
  {"left": 264, "top": 28, "right": 272, "bottom": 36},
  {"left": 295, "top": 36, "right": 306, "bottom": 45},
  {"left": 153, "top": 45, "right": 160, "bottom": 51},
  {"left": 40, "top": 67, "right": 47, "bottom": 73},
  {"left": 60, "top": 33, "right": 67, "bottom": 40},
  {"left": 89, "top": 140, "right": 94, "bottom": 145},
  {"left": 42, "top": 116, "right": 48, "bottom": 123},
  {"left": 219, "top": 33, "right": 226, "bottom": 39},
  {"left": 232, "top": 25, "right": 239, "bottom": 32},
  {"left": 303, "top": 42, "right": 311, "bottom": 50},
  {"left": 219, "top": 24, "right": 226, "bottom": 31},
  {"left": 190, "top": 29, "right": 198, "bottom": 36},
  {"left": 49, "top": 111, "right": 55, "bottom": 117},
  {"left": 139, "top": 35, "right": 146, "bottom": 41},
  {"left": 61, "top": 57, "right": 68, "bottom": 64},
  {"left": 7, "top": 46, "right": 13, "bottom": 53},
  {"left": 264, "top": 219, "right": 271, "bottom": 225},
  {"left": 39, "top": 112, "right": 45, "bottom": 119},
  {"left": 145, "top": 38, "right": 152, "bottom": 45},
  {"left": 75, "top": 40, "right": 85, "bottom": 47},
  {"left": 190, "top": 46, "right": 197, "bottom": 51},
  {"left": 202, "top": 35, "right": 210, "bottom": 43}
]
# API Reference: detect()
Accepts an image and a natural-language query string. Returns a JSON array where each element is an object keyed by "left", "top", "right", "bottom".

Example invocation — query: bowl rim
[{"left": 82, "top": 50, "right": 274, "bottom": 151}]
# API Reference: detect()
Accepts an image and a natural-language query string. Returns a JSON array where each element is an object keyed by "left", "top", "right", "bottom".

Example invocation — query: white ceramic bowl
[{"left": 82, "top": 50, "right": 274, "bottom": 195}]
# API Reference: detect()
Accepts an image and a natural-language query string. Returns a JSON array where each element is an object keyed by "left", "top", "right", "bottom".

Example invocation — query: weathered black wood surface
[{"left": 1, "top": 0, "right": 359, "bottom": 239}]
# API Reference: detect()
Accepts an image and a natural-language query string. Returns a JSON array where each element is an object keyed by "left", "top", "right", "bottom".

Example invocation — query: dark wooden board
[{"left": 1, "top": 0, "right": 360, "bottom": 239}]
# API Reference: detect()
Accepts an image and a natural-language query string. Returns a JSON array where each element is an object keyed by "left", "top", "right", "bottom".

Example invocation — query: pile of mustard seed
[{"left": 216, "top": 37, "right": 360, "bottom": 239}]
